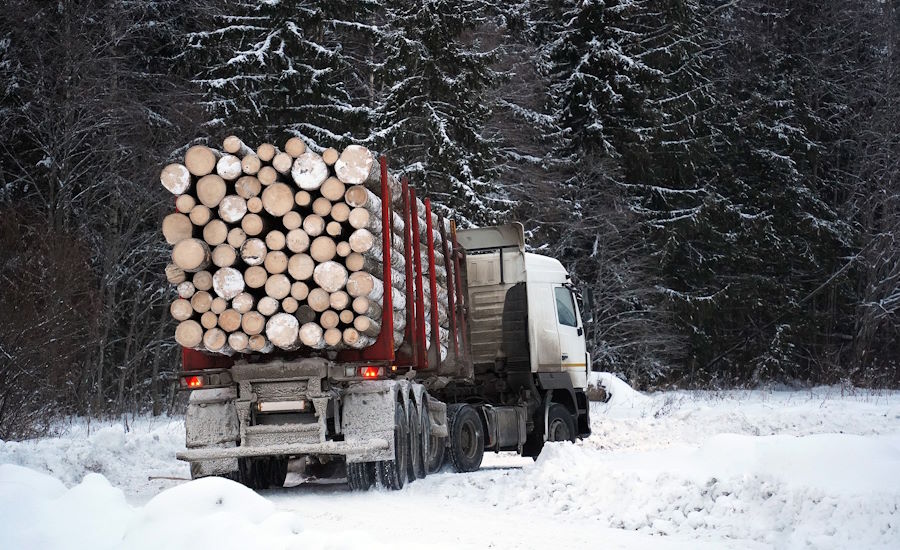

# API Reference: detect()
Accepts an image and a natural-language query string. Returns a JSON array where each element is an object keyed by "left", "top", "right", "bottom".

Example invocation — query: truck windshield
[{"left": 554, "top": 287, "right": 577, "bottom": 327}]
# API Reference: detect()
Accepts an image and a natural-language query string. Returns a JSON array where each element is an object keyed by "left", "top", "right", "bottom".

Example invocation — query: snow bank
[
  {"left": 414, "top": 433, "right": 900, "bottom": 548},
  {"left": 0, "top": 416, "right": 187, "bottom": 498},
  {"left": 0, "top": 465, "right": 384, "bottom": 550},
  {"left": 589, "top": 371, "right": 651, "bottom": 409}
]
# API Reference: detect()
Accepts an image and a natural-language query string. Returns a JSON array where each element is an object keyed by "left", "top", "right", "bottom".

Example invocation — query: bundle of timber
[{"left": 160, "top": 137, "right": 452, "bottom": 357}]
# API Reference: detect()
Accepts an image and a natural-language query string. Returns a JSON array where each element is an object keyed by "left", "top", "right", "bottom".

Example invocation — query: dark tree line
[{"left": 1, "top": 0, "right": 897, "bottom": 436}]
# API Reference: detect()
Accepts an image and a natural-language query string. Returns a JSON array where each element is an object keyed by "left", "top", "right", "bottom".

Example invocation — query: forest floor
[{"left": 1, "top": 375, "right": 898, "bottom": 549}]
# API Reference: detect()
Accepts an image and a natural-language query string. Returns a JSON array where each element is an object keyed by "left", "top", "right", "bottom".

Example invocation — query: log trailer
[{"left": 176, "top": 161, "right": 593, "bottom": 490}]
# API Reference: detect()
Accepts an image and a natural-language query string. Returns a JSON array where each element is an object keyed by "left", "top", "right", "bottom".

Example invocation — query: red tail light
[
  {"left": 185, "top": 375, "right": 204, "bottom": 388},
  {"left": 359, "top": 366, "right": 383, "bottom": 378}
]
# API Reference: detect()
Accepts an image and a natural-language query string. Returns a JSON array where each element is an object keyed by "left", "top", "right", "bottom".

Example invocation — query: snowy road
[{"left": 2, "top": 376, "right": 899, "bottom": 549}]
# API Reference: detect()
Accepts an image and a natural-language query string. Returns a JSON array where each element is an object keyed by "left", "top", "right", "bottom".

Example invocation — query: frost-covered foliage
[
  {"left": 188, "top": 0, "right": 376, "bottom": 148},
  {"left": 373, "top": 0, "right": 504, "bottom": 224}
]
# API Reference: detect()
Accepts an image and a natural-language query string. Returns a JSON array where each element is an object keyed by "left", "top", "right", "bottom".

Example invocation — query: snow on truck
[{"left": 166, "top": 141, "right": 592, "bottom": 490}]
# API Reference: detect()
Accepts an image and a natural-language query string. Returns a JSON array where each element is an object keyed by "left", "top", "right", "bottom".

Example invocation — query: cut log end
[{"left": 160, "top": 163, "right": 191, "bottom": 195}]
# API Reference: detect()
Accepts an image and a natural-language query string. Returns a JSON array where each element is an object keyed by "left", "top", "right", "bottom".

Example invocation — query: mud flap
[
  {"left": 185, "top": 388, "right": 240, "bottom": 477},
  {"left": 342, "top": 381, "right": 402, "bottom": 463}
]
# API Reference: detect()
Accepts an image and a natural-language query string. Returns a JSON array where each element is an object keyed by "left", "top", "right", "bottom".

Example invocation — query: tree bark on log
[
  {"left": 166, "top": 263, "right": 186, "bottom": 285},
  {"left": 223, "top": 135, "right": 253, "bottom": 157}
]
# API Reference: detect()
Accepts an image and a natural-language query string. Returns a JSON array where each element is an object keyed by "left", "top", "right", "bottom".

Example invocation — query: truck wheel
[
  {"left": 547, "top": 404, "right": 576, "bottom": 443},
  {"left": 447, "top": 404, "right": 484, "bottom": 473},
  {"left": 238, "top": 457, "right": 287, "bottom": 490},
  {"left": 347, "top": 461, "right": 376, "bottom": 491},
  {"left": 419, "top": 394, "right": 432, "bottom": 478},
  {"left": 408, "top": 400, "right": 426, "bottom": 480},
  {"left": 376, "top": 400, "right": 409, "bottom": 490}
]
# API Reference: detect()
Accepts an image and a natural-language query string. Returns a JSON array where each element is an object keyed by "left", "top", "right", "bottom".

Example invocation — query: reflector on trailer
[{"left": 185, "top": 375, "right": 204, "bottom": 388}]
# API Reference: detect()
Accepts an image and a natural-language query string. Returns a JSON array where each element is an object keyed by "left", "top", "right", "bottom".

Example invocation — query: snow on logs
[{"left": 160, "top": 137, "right": 453, "bottom": 354}]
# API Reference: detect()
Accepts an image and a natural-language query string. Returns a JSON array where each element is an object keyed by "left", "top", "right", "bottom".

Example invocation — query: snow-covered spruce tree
[
  {"left": 372, "top": 0, "right": 503, "bottom": 225},
  {"left": 533, "top": 0, "right": 686, "bottom": 384},
  {"left": 655, "top": 0, "right": 857, "bottom": 385},
  {"left": 188, "top": 0, "right": 376, "bottom": 148}
]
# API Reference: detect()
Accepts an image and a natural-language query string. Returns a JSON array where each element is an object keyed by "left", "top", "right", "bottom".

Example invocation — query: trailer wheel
[
  {"left": 419, "top": 394, "right": 432, "bottom": 478},
  {"left": 237, "top": 457, "right": 287, "bottom": 490},
  {"left": 407, "top": 399, "right": 426, "bottom": 480},
  {"left": 376, "top": 399, "right": 409, "bottom": 490},
  {"left": 447, "top": 404, "right": 484, "bottom": 473},
  {"left": 347, "top": 461, "right": 376, "bottom": 491}
]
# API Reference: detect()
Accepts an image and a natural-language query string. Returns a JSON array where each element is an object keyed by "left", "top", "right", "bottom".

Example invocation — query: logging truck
[{"left": 169, "top": 145, "right": 592, "bottom": 490}]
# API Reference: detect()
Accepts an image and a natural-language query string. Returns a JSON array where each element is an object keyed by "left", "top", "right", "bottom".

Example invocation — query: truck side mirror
[{"left": 584, "top": 288, "right": 595, "bottom": 340}]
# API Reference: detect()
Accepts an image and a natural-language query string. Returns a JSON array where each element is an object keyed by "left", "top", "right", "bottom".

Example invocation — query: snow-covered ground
[{"left": 2, "top": 374, "right": 899, "bottom": 549}]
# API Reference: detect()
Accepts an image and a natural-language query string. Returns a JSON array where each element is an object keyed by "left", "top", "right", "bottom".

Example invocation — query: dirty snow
[{"left": 1, "top": 376, "right": 899, "bottom": 549}]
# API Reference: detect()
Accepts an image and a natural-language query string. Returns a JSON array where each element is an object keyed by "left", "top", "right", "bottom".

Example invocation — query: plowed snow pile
[{"left": 2, "top": 376, "right": 899, "bottom": 549}]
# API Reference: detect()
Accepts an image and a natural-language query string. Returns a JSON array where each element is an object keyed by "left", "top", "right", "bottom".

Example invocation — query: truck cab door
[{"left": 553, "top": 285, "right": 588, "bottom": 389}]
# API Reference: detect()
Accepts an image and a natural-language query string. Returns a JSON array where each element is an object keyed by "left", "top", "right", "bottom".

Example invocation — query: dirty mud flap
[{"left": 341, "top": 380, "right": 403, "bottom": 463}]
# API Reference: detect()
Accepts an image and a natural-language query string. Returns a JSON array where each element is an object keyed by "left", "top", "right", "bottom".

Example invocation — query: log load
[{"left": 160, "top": 139, "right": 453, "bottom": 356}]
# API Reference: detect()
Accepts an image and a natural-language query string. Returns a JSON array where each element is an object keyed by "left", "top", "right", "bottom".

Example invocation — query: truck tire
[
  {"left": 347, "top": 461, "right": 376, "bottom": 491},
  {"left": 376, "top": 400, "right": 409, "bottom": 490},
  {"left": 419, "top": 395, "right": 432, "bottom": 479},
  {"left": 522, "top": 403, "right": 577, "bottom": 458},
  {"left": 547, "top": 403, "right": 576, "bottom": 443},
  {"left": 408, "top": 399, "right": 426, "bottom": 480},
  {"left": 447, "top": 404, "right": 484, "bottom": 473},
  {"left": 237, "top": 457, "right": 287, "bottom": 490}
]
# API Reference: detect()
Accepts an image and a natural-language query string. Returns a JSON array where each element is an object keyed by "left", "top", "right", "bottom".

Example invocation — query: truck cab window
[{"left": 554, "top": 287, "right": 577, "bottom": 327}]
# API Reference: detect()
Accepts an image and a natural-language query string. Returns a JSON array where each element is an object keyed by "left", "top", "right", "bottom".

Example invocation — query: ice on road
[{"left": 2, "top": 375, "right": 899, "bottom": 549}]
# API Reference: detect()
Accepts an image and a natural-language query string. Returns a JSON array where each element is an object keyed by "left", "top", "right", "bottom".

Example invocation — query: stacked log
[{"left": 161, "top": 138, "right": 453, "bottom": 355}]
